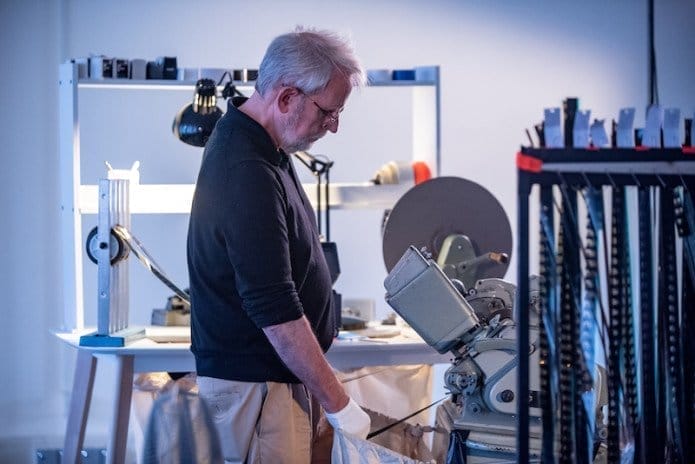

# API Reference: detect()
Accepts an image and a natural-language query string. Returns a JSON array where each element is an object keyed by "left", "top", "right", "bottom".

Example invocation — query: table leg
[
  {"left": 63, "top": 350, "right": 97, "bottom": 464},
  {"left": 106, "top": 354, "right": 134, "bottom": 464}
]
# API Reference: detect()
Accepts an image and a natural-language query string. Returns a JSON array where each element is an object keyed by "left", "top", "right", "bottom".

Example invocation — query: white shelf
[
  {"left": 76, "top": 78, "right": 436, "bottom": 90},
  {"left": 59, "top": 61, "right": 441, "bottom": 331},
  {"left": 76, "top": 182, "right": 412, "bottom": 214},
  {"left": 77, "top": 79, "right": 256, "bottom": 91}
]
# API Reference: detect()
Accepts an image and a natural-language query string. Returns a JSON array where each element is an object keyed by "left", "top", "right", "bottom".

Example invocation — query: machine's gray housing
[{"left": 384, "top": 246, "right": 481, "bottom": 353}]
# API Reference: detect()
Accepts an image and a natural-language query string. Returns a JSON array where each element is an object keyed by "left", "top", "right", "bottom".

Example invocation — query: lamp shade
[{"left": 172, "top": 78, "right": 223, "bottom": 147}]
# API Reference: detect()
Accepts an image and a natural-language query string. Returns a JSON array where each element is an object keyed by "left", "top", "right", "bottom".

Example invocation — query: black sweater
[{"left": 187, "top": 97, "right": 336, "bottom": 383}]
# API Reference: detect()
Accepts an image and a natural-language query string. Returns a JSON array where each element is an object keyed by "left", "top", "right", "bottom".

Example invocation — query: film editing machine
[{"left": 382, "top": 177, "right": 607, "bottom": 463}]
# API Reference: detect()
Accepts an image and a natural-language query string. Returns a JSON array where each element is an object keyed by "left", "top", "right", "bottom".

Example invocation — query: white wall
[
  {"left": 0, "top": 0, "right": 67, "bottom": 461},
  {"left": 1, "top": 0, "right": 693, "bottom": 461}
]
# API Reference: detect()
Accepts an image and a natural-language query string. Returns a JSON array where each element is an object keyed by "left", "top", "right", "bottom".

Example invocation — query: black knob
[{"left": 499, "top": 390, "right": 514, "bottom": 403}]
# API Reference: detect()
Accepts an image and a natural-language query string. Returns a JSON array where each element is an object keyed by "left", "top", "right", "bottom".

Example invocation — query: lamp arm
[
  {"left": 293, "top": 151, "right": 333, "bottom": 176},
  {"left": 293, "top": 151, "right": 317, "bottom": 174}
]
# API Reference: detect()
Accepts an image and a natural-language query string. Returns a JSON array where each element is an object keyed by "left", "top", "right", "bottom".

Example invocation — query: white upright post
[{"left": 59, "top": 61, "right": 84, "bottom": 331}]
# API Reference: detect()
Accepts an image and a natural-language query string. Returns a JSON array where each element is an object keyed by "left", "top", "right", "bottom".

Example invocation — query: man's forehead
[{"left": 319, "top": 76, "right": 351, "bottom": 104}]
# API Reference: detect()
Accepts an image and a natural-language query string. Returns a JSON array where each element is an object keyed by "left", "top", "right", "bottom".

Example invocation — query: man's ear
[{"left": 277, "top": 87, "right": 300, "bottom": 114}]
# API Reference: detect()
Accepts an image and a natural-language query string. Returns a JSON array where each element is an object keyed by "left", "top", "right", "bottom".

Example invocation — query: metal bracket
[{"left": 80, "top": 175, "right": 144, "bottom": 347}]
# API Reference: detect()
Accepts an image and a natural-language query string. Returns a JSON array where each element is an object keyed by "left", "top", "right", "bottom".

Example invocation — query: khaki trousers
[{"left": 197, "top": 376, "right": 318, "bottom": 464}]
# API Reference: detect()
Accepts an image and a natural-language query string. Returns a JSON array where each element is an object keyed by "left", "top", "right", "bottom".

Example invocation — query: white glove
[{"left": 325, "top": 397, "right": 371, "bottom": 439}]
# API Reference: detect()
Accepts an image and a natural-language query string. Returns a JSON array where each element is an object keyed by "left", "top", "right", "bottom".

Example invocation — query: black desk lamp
[{"left": 172, "top": 73, "right": 245, "bottom": 147}]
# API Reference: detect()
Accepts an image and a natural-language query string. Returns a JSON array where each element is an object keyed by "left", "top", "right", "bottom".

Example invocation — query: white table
[{"left": 56, "top": 327, "right": 451, "bottom": 464}]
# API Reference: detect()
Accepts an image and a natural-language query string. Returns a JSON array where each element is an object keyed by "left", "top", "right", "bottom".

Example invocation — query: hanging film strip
[
  {"left": 516, "top": 147, "right": 695, "bottom": 464},
  {"left": 674, "top": 185, "right": 695, "bottom": 458}
]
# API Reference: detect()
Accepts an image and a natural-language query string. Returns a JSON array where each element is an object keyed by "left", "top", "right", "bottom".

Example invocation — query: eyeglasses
[{"left": 297, "top": 89, "right": 343, "bottom": 124}]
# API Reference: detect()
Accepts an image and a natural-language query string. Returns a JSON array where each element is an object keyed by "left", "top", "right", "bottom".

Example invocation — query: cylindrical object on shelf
[{"left": 373, "top": 160, "right": 431, "bottom": 186}]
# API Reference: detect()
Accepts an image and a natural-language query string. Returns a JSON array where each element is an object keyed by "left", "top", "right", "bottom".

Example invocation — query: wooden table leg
[
  {"left": 63, "top": 350, "right": 97, "bottom": 464},
  {"left": 106, "top": 354, "right": 134, "bottom": 464}
]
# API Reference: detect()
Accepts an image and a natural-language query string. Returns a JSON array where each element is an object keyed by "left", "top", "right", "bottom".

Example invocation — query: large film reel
[{"left": 382, "top": 176, "right": 512, "bottom": 281}]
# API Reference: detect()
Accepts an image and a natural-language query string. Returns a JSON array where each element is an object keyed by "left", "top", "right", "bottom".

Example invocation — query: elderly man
[{"left": 187, "top": 27, "right": 370, "bottom": 463}]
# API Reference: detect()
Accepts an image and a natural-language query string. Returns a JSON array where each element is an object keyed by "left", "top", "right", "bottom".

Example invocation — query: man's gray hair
[{"left": 255, "top": 26, "right": 365, "bottom": 96}]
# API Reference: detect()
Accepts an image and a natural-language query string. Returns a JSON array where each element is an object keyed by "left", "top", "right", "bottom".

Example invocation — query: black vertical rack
[{"left": 515, "top": 146, "right": 695, "bottom": 463}]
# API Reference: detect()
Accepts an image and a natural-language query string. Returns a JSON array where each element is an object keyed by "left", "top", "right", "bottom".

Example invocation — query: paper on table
[{"left": 146, "top": 326, "right": 191, "bottom": 343}]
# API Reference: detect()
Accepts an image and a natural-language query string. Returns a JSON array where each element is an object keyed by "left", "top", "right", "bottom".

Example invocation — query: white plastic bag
[{"left": 331, "top": 430, "right": 434, "bottom": 464}]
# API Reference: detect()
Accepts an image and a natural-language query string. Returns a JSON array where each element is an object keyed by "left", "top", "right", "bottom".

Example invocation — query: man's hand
[
  {"left": 325, "top": 397, "right": 371, "bottom": 439},
  {"left": 263, "top": 316, "right": 371, "bottom": 438}
]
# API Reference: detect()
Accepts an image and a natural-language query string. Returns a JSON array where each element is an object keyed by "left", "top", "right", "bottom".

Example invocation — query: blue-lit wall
[{"left": 1, "top": 0, "right": 693, "bottom": 461}]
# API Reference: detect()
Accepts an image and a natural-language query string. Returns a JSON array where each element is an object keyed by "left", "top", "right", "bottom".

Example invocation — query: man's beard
[{"left": 280, "top": 103, "right": 314, "bottom": 154}]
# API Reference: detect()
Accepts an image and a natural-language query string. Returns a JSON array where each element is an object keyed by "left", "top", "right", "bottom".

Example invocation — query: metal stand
[
  {"left": 80, "top": 177, "right": 144, "bottom": 346},
  {"left": 516, "top": 146, "right": 695, "bottom": 463}
]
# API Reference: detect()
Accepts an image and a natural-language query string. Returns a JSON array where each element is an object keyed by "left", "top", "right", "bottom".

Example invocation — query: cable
[
  {"left": 366, "top": 395, "right": 450, "bottom": 440},
  {"left": 648, "top": 0, "right": 659, "bottom": 105}
]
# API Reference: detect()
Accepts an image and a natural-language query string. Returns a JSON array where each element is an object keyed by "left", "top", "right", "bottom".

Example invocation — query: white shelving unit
[{"left": 58, "top": 61, "right": 441, "bottom": 332}]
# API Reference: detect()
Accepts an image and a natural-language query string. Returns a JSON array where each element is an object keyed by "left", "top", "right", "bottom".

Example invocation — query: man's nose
[{"left": 326, "top": 118, "right": 339, "bottom": 133}]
